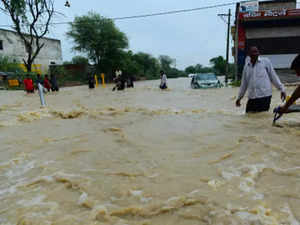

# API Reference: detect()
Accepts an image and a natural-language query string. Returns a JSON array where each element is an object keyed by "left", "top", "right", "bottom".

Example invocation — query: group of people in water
[
  {"left": 87, "top": 69, "right": 134, "bottom": 91},
  {"left": 23, "top": 73, "right": 59, "bottom": 94},
  {"left": 21, "top": 46, "right": 300, "bottom": 119}
]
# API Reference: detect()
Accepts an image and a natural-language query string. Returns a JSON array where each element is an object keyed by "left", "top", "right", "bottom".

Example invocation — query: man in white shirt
[
  {"left": 160, "top": 70, "right": 168, "bottom": 89},
  {"left": 236, "top": 46, "right": 286, "bottom": 113},
  {"left": 115, "top": 69, "right": 122, "bottom": 79}
]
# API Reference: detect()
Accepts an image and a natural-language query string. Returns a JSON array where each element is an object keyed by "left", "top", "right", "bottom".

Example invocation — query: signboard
[
  {"left": 19, "top": 64, "right": 42, "bottom": 74},
  {"left": 240, "top": 8, "right": 300, "bottom": 20},
  {"left": 8, "top": 79, "right": 19, "bottom": 87},
  {"left": 240, "top": 1, "right": 258, "bottom": 13}
]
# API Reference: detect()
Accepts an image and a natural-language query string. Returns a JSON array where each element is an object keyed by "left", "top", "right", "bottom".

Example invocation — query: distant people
[
  {"left": 278, "top": 54, "right": 300, "bottom": 114},
  {"left": 43, "top": 74, "right": 51, "bottom": 92},
  {"left": 35, "top": 73, "right": 43, "bottom": 89},
  {"left": 112, "top": 73, "right": 126, "bottom": 91},
  {"left": 126, "top": 75, "right": 134, "bottom": 88},
  {"left": 159, "top": 70, "right": 168, "bottom": 90},
  {"left": 236, "top": 46, "right": 286, "bottom": 113},
  {"left": 23, "top": 74, "right": 34, "bottom": 93},
  {"left": 115, "top": 69, "right": 122, "bottom": 80},
  {"left": 50, "top": 74, "right": 59, "bottom": 92},
  {"left": 88, "top": 75, "right": 95, "bottom": 89}
]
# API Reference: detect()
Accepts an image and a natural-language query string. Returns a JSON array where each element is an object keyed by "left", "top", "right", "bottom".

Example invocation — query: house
[
  {"left": 0, "top": 28, "right": 62, "bottom": 74},
  {"left": 232, "top": 0, "right": 300, "bottom": 82}
]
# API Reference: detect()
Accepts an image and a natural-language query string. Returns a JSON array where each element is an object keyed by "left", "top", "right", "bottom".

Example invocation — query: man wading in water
[
  {"left": 159, "top": 70, "right": 167, "bottom": 90},
  {"left": 236, "top": 46, "right": 286, "bottom": 113}
]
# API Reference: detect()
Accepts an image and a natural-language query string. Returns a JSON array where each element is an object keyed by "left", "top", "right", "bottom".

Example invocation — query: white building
[{"left": 0, "top": 28, "right": 62, "bottom": 73}]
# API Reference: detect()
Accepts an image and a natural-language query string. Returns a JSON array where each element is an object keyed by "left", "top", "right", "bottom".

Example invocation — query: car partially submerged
[{"left": 191, "top": 73, "right": 222, "bottom": 89}]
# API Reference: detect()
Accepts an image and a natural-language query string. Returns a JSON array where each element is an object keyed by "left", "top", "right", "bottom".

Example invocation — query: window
[{"left": 0, "top": 40, "right": 3, "bottom": 50}]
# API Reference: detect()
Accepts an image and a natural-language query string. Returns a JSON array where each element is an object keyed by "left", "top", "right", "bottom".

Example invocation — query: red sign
[
  {"left": 238, "top": 24, "right": 246, "bottom": 50},
  {"left": 240, "top": 8, "right": 300, "bottom": 20}
]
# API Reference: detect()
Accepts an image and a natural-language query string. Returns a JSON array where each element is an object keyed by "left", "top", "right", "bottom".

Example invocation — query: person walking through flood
[
  {"left": 126, "top": 75, "right": 134, "bottom": 88},
  {"left": 50, "top": 74, "right": 59, "bottom": 92},
  {"left": 236, "top": 46, "right": 286, "bottom": 113},
  {"left": 159, "top": 70, "right": 167, "bottom": 90},
  {"left": 88, "top": 75, "right": 95, "bottom": 89},
  {"left": 112, "top": 71, "right": 126, "bottom": 91},
  {"left": 43, "top": 75, "right": 51, "bottom": 92},
  {"left": 23, "top": 74, "right": 34, "bottom": 93},
  {"left": 277, "top": 54, "right": 300, "bottom": 114},
  {"left": 35, "top": 74, "right": 43, "bottom": 89}
]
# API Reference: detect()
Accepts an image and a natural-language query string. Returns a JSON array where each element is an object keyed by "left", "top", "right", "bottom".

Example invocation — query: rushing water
[{"left": 0, "top": 78, "right": 300, "bottom": 225}]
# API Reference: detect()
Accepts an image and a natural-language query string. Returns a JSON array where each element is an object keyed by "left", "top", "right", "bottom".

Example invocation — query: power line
[
  {"left": 0, "top": 0, "right": 252, "bottom": 28},
  {"left": 111, "top": 1, "right": 239, "bottom": 20}
]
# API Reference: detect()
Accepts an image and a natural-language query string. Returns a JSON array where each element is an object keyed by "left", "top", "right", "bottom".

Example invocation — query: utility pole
[
  {"left": 218, "top": 9, "right": 231, "bottom": 85},
  {"left": 234, "top": 5, "right": 239, "bottom": 82}
]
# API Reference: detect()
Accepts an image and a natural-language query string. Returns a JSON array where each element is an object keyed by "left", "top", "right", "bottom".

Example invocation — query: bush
[
  {"left": 230, "top": 79, "right": 241, "bottom": 87},
  {"left": 0, "top": 55, "right": 22, "bottom": 73}
]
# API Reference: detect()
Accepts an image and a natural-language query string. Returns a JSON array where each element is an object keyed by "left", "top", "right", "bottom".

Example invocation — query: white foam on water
[
  {"left": 208, "top": 179, "right": 225, "bottom": 190},
  {"left": 221, "top": 170, "right": 241, "bottom": 180},
  {"left": 17, "top": 195, "right": 46, "bottom": 207},
  {"left": 5, "top": 161, "right": 35, "bottom": 178},
  {"left": 129, "top": 190, "right": 143, "bottom": 197},
  {"left": 0, "top": 185, "right": 17, "bottom": 199},
  {"left": 140, "top": 196, "right": 152, "bottom": 203},
  {"left": 282, "top": 204, "right": 300, "bottom": 225},
  {"left": 78, "top": 192, "right": 88, "bottom": 205}
]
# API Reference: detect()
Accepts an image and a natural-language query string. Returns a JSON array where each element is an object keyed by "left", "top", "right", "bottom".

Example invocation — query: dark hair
[
  {"left": 160, "top": 70, "right": 164, "bottom": 74},
  {"left": 248, "top": 46, "right": 259, "bottom": 53},
  {"left": 291, "top": 54, "right": 300, "bottom": 70}
]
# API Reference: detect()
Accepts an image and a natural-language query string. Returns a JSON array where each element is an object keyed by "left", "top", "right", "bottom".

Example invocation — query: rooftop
[{"left": 0, "top": 28, "right": 61, "bottom": 43}]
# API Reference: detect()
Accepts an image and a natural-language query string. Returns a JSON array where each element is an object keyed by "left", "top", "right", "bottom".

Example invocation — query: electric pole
[{"left": 218, "top": 9, "right": 231, "bottom": 85}]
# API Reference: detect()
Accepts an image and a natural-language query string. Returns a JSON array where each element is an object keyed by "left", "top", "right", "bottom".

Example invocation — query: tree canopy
[
  {"left": 66, "top": 12, "right": 128, "bottom": 74},
  {"left": 0, "top": 0, "right": 55, "bottom": 72},
  {"left": 185, "top": 64, "right": 213, "bottom": 74}
]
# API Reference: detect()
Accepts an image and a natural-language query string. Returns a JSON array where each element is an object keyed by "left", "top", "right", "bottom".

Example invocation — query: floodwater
[{"left": 0, "top": 78, "right": 300, "bottom": 225}]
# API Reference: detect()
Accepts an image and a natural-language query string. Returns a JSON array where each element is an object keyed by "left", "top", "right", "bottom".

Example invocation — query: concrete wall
[
  {"left": 246, "top": 26, "right": 300, "bottom": 39},
  {"left": 259, "top": 1, "right": 296, "bottom": 10},
  {"left": 262, "top": 54, "right": 298, "bottom": 69},
  {"left": 0, "top": 29, "right": 62, "bottom": 73}
]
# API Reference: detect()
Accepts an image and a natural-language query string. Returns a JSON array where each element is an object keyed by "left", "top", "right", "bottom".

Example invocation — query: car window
[{"left": 196, "top": 74, "right": 217, "bottom": 81}]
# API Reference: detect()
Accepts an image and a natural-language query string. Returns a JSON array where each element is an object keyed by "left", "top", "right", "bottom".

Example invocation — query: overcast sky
[{"left": 0, "top": 1, "right": 299, "bottom": 69}]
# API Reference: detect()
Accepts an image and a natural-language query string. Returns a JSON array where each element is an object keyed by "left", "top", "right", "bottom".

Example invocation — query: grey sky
[
  {"left": 57, "top": 0, "right": 237, "bottom": 69},
  {"left": 1, "top": 1, "right": 299, "bottom": 69}
]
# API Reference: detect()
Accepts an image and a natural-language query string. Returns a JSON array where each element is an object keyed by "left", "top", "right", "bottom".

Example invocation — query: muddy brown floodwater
[{"left": 0, "top": 78, "right": 300, "bottom": 225}]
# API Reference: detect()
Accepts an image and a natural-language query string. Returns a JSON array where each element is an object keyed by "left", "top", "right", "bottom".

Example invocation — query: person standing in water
[
  {"left": 50, "top": 74, "right": 59, "bottom": 92},
  {"left": 159, "top": 70, "right": 167, "bottom": 90},
  {"left": 23, "top": 74, "right": 34, "bottom": 93},
  {"left": 236, "top": 46, "right": 286, "bottom": 113},
  {"left": 88, "top": 74, "right": 95, "bottom": 89}
]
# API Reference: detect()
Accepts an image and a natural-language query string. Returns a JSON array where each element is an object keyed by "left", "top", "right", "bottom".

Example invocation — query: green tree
[
  {"left": 132, "top": 52, "right": 160, "bottom": 79},
  {"left": 120, "top": 51, "right": 142, "bottom": 78},
  {"left": 185, "top": 66, "right": 196, "bottom": 74},
  {"left": 159, "top": 55, "right": 174, "bottom": 74},
  {"left": 194, "top": 64, "right": 203, "bottom": 73},
  {"left": 185, "top": 64, "right": 213, "bottom": 74},
  {"left": 71, "top": 56, "right": 89, "bottom": 65},
  {"left": 66, "top": 12, "right": 128, "bottom": 75},
  {"left": 0, "top": 55, "right": 21, "bottom": 72},
  {"left": 209, "top": 56, "right": 227, "bottom": 75},
  {"left": 0, "top": 0, "right": 55, "bottom": 72}
]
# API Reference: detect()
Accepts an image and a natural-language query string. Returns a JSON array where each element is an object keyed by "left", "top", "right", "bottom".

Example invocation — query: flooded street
[{"left": 0, "top": 78, "right": 300, "bottom": 225}]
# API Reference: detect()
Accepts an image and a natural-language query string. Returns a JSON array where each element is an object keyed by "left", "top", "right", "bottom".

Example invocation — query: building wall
[
  {"left": 261, "top": 54, "right": 298, "bottom": 69},
  {"left": 246, "top": 26, "right": 300, "bottom": 39},
  {"left": 259, "top": 0, "right": 296, "bottom": 10},
  {"left": 0, "top": 29, "right": 62, "bottom": 73}
]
